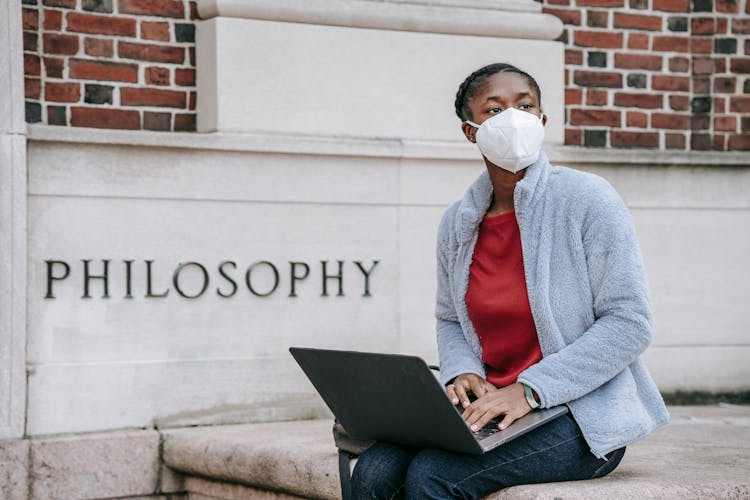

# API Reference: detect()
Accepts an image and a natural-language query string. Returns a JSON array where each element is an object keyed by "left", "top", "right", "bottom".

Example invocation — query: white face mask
[{"left": 466, "top": 108, "right": 545, "bottom": 174}]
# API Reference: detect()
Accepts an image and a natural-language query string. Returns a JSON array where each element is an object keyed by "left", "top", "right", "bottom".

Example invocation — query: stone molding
[
  {"left": 196, "top": 0, "right": 564, "bottom": 41},
  {"left": 0, "top": 0, "right": 27, "bottom": 440},
  {"left": 26, "top": 125, "right": 750, "bottom": 167}
]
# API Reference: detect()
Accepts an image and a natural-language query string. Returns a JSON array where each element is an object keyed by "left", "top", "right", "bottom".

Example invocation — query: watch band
[{"left": 524, "top": 384, "right": 540, "bottom": 409}]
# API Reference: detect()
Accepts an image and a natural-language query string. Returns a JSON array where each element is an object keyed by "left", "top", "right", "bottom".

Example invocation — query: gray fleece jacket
[{"left": 435, "top": 151, "right": 669, "bottom": 458}]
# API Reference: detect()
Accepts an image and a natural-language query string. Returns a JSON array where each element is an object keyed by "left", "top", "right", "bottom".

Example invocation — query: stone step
[{"left": 162, "top": 405, "right": 750, "bottom": 499}]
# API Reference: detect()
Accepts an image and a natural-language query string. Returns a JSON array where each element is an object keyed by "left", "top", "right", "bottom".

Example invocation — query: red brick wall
[
  {"left": 23, "top": 0, "right": 197, "bottom": 131},
  {"left": 542, "top": 0, "right": 750, "bottom": 150}
]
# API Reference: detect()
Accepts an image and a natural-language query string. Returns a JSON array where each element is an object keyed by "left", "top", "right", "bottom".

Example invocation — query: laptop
[{"left": 289, "top": 347, "right": 568, "bottom": 455}]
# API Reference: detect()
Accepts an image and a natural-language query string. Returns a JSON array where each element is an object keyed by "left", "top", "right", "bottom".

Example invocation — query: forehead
[{"left": 473, "top": 72, "right": 537, "bottom": 102}]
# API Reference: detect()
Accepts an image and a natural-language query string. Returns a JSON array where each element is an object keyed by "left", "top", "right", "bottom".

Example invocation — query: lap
[{"left": 352, "top": 414, "right": 625, "bottom": 500}]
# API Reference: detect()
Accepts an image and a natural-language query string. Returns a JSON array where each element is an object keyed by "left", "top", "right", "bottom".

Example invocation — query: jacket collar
[{"left": 455, "top": 150, "right": 550, "bottom": 244}]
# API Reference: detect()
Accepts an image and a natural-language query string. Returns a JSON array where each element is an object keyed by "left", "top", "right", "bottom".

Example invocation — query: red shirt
[{"left": 465, "top": 211, "right": 542, "bottom": 388}]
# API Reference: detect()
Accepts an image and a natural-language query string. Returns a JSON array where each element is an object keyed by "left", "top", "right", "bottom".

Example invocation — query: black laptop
[{"left": 289, "top": 347, "right": 568, "bottom": 455}]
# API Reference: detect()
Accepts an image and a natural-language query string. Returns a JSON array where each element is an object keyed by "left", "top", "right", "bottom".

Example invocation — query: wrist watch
[{"left": 523, "top": 384, "right": 540, "bottom": 409}]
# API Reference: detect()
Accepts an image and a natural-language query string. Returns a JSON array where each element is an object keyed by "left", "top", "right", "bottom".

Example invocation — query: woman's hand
[
  {"left": 460, "top": 382, "right": 533, "bottom": 432},
  {"left": 446, "top": 373, "right": 497, "bottom": 408}
]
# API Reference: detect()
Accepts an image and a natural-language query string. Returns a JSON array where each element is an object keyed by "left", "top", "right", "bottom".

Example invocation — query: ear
[
  {"left": 541, "top": 113, "right": 548, "bottom": 127},
  {"left": 461, "top": 121, "right": 476, "bottom": 143}
]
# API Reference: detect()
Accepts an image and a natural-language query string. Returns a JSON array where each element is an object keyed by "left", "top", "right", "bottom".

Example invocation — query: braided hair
[{"left": 454, "top": 63, "right": 542, "bottom": 122}]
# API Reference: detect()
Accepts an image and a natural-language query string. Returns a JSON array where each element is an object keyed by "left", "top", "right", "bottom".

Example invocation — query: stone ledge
[{"left": 163, "top": 405, "right": 750, "bottom": 500}]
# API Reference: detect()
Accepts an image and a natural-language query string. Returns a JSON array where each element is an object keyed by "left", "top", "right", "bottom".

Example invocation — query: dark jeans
[{"left": 350, "top": 413, "right": 625, "bottom": 500}]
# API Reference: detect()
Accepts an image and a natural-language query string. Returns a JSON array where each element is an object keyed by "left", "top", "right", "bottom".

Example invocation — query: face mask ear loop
[{"left": 464, "top": 120, "right": 481, "bottom": 128}]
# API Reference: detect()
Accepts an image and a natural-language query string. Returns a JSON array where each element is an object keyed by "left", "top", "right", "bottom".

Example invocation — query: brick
[
  {"left": 587, "top": 10, "right": 608, "bottom": 27},
  {"left": 26, "top": 101, "right": 42, "bottom": 122},
  {"left": 714, "top": 77, "right": 736, "bottom": 93},
  {"left": 576, "top": 0, "right": 624, "bottom": 5},
  {"left": 652, "top": 35, "right": 689, "bottom": 52},
  {"left": 141, "top": 21, "right": 170, "bottom": 41},
  {"left": 565, "top": 128, "right": 582, "bottom": 145},
  {"left": 48, "top": 105, "right": 67, "bottom": 125},
  {"left": 175, "top": 68, "right": 195, "bottom": 86},
  {"left": 588, "top": 51, "right": 607, "bottom": 67},
  {"left": 729, "top": 96, "right": 750, "bottom": 112},
  {"left": 665, "top": 133, "right": 686, "bottom": 149},
  {"left": 70, "top": 59, "right": 138, "bottom": 82},
  {"left": 728, "top": 134, "right": 750, "bottom": 150},
  {"left": 189, "top": 1, "right": 198, "bottom": 20},
  {"left": 143, "top": 111, "right": 171, "bottom": 131},
  {"left": 732, "top": 19, "right": 750, "bottom": 34},
  {"left": 691, "top": 17, "right": 716, "bottom": 35},
  {"left": 746, "top": 39, "right": 750, "bottom": 55},
  {"left": 46, "top": 82, "right": 80, "bottom": 102},
  {"left": 25, "top": 77, "right": 41, "bottom": 99},
  {"left": 118, "top": 41, "right": 184, "bottom": 63},
  {"left": 145, "top": 66, "right": 170, "bottom": 85},
  {"left": 574, "top": 70, "right": 623, "bottom": 87},
  {"left": 584, "top": 130, "right": 607, "bottom": 146},
  {"left": 691, "top": 96, "right": 712, "bottom": 112},
  {"left": 629, "top": 0, "right": 648, "bottom": 8},
  {"left": 713, "top": 58, "right": 726, "bottom": 73},
  {"left": 120, "top": 87, "right": 186, "bottom": 108},
  {"left": 565, "top": 49, "right": 583, "bottom": 65},
  {"left": 653, "top": 75, "right": 690, "bottom": 91},
  {"left": 627, "top": 33, "right": 649, "bottom": 49},
  {"left": 614, "top": 53, "right": 662, "bottom": 70},
  {"left": 653, "top": 0, "right": 689, "bottom": 11},
  {"left": 574, "top": 30, "right": 623, "bottom": 48},
  {"left": 692, "top": 57, "right": 713, "bottom": 74},
  {"left": 667, "top": 16, "right": 688, "bottom": 32},
  {"left": 188, "top": 46, "right": 195, "bottom": 65},
  {"left": 744, "top": 78, "right": 750, "bottom": 93},
  {"left": 558, "top": 28, "right": 570, "bottom": 44},
  {"left": 543, "top": 7, "right": 581, "bottom": 25},
  {"left": 714, "top": 116, "right": 737, "bottom": 132},
  {"left": 713, "top": 133, "right": 726, "bottom": 151},
  {"left": 614, "top": 13, "right": 662, "bottom": 30},
  {"left": 693, "top": 76, "right": 710, "bottom": 93},
  {"left": 690, "top": 37, "right": 712, "bottom": 53},
  {"left": 614, "top": 92, "right": 663, "bottom": 108},
  {"left": 586, "top": 89, "right": 608, "bottom": 105},
  {"left": 716, "top": 0, "right": 739, "bottom": 12},
  {"left": 626, "top": 111, "right": 648, "bottom": 127},
  {"left": 71, "top": 107, "right": 140, "bottom": 129},
  {"left": 611, "top": 130, "right": 659, "bottom": 147},
  {"left": 84, "top": 83, "right": 113, "bottom": 104},
  {"left": 23, "top": 31, "right": 38, "bottom": 51},
  {"left": 717, "top": 18, "right": 728, "bottom": 33},
  {"left": 82, "top": 0, "right": 113, "bottom": 13},
  {"left": 44, "top": 57, "right": 63, "bottom": 77},
  {"left": 43, "top": 8, "right": 63, "bottom": 30},
  {"left": 730, "top": 58, "right": 750, "bottom": 73},
  {"left": 690, "top": 133, "right": 711, "bottom": 150},
  {"left": 669, "top": 95, "right": 690, "bottom": 110},
  {"left": 548, "top": 0, "right": 571, "bottom": 4},
  {"left": 84, "top": 37, "right": 114, "bottom": 57},
  {"left": 714, "top": 96, "right": 726, "bottom": 112},
  {"left": 742, "top": 117, "right": 750, "bottom": 132},
  {"left": 570, "top": 109, "right": 621, "bottom": 126},
  {"left": 43, "top": 0, "right": 76, "bottom": 7},
  {"left": 67, "top": 12, "right": 137, "bottom": 36},
  {"left": 565, "top": 88, "right": 583, "bottom": 104},
  {"left": 23, "top": 8, "right": 38, "bottom": 30},
  {"left": 43, "top": 33, "right": 79, "bottom": 55},
  {"left": 669, "top": 56, "right": 689, "bottom": 72},
  {"left": 692, "top": 0, "right": 713, "bottom": 11},
  {"left": 118, "top": 0, "right": 184, "bottom": 18},
  {"left": 691, "top": 115, "right": 710, "bottom": 130},
  {"left": 627, "top": 73, "right": 647, "bottom": 88},
  {"left": 188, "top": 91, "right": 196, "bottom": 110},
  {"left": 175, "top": 23, "right": 195, "bottom": 42},
  {"left": 174, "top": 113, "right": 196, "bottom": 131},
  {"left": 24, "top": 54, "right": 41, "bottom": 76}
]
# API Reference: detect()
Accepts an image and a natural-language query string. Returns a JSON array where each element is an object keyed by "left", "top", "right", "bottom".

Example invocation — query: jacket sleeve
[
  {"left": 517, "top": 179, "right": 653, "bottom": 408},
  {"left": 435, "top": 211, "right": 485, "bottom": 387}
]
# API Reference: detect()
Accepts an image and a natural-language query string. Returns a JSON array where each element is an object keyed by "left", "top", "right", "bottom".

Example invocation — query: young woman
[{"left": 350, "top": 63, "right": 669, "bottom": 499}]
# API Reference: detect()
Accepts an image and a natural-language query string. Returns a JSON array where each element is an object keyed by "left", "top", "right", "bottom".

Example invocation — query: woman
[{"left": 350, "top": 63, "right": 669, "bottom": 499}]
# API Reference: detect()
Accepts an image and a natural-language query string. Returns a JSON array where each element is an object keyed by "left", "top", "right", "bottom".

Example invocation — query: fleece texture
[{"left": 435, "top": 151, "right": 669, "bottom": 458}]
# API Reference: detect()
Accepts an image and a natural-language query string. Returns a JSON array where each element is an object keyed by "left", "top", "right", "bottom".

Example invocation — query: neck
[{"left": 485, "top": 160, "right": 525, "bottom": 216}]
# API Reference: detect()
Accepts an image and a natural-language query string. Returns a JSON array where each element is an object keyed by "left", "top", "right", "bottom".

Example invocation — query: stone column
[{"left": 0, "top": 0, "right": 28, "bottom": 439}]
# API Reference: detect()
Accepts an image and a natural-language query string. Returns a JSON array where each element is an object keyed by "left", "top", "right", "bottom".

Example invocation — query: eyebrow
[{"left": 483, "top": 92, "right": 534, "bottom": 103}]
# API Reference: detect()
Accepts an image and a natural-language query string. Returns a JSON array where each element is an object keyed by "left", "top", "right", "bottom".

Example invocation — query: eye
[
  {"left": 488, "top": 107, "right": 502, "bottom": 114},
  {"left": 518, "top": 103, "right": 533, "bottom": 110}
]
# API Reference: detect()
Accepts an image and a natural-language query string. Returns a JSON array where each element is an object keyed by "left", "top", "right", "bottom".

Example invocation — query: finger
[
  {"left": 455, "top": 384, "right": 471, "bottom": 408},
  {"left": 446, "top": 385, "right": 459, "bottom": 405},
  {"left": 497, "top": 412, "right": 516, "bottom": 431},
  {"left": 469, "top": 377, "right": 489, "bottom": 397},
  {"left": 468, "top": 407, "right": 501, "bottom": 432}
]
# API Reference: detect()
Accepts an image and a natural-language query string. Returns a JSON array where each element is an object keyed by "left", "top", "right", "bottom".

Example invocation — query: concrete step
[{"left": 162, "top": 405, "right": 750, "bottom": 499}]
